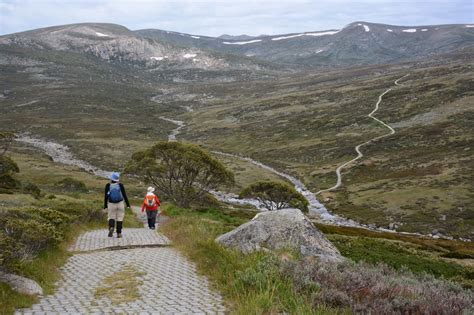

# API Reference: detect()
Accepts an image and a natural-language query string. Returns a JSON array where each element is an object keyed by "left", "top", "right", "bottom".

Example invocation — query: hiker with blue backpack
[{"left": 104, "top": 172, "right": 131, "bottom": 238}]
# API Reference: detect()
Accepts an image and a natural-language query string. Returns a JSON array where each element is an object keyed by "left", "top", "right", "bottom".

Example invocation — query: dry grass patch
[{"left": 94, "top": 265, "right": 146, "bottom": 305}]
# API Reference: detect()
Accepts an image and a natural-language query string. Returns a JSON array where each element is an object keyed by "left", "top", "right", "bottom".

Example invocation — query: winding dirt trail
[{"left": 316, "top": 74, "right": 408, "bottom": 195}]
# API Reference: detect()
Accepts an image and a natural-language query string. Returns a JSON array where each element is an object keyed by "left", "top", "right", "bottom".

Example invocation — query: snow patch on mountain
[
  {"left": 421, "top": 29, "right": 428, "bottom": 31},
  {"left": 150, "top": 56, "right": 168, "bottom": 61},
  {"left": 191, "top": 36, "right": 200, "bottom": 39},
  {"left": 271, "top": 30, "right": 338, "bottom": 41},
  {"left": 387, "top": 29, "right": 393, "bottom": 32},
  {"left": 466, "top": 25, "right": 474, "bottom": 28},
  {"left": 315, "top": 49, "right": 324, "bottom": 53},
  {"left": 95, "top": 32, "right": 109, "bottom": 37},
  {"left": 357, "top": 23, "right": 370, "bottom": 32},
  {"left": 222, "top": 39, "right": 262, "bottom": 45},
  {"left": 183, "top": 53, "right": 197, "bottom": 58},
  {"left": 402, "top": 29, "right": 417, "bottom": 33}
]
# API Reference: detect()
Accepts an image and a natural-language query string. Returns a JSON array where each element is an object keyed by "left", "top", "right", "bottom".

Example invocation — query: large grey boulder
[
  {"left": 0, "top": 271, "right": 43, "bottom": 295},
  {"left": 216, "top": 208, "right": 344, "bottom": 262}
]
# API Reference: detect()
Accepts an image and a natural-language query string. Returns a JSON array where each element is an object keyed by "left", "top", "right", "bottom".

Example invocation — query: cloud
[{"left": 0, "top": 0, "right": 472, "bottom": 36}]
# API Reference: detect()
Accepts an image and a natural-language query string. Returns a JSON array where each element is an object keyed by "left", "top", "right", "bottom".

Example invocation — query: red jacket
[{"left": 141, "top": 193, "right": 161, "bottom": 212}]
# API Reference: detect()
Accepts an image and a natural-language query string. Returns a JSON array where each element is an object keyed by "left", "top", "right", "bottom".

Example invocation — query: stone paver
[
  {"left": 17, "top": 208, "right": 226, "bottom": 314},
  {"left": 16, "top": 248, "right": 225, "bottom": 314},
  {"left": 69, "top": 228, "right": 171, "bottom": 252}
]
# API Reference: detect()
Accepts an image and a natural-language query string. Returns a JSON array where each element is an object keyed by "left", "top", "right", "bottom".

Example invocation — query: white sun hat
[{"left": 147, "top": 186, "right": 155, "bottom": 193}]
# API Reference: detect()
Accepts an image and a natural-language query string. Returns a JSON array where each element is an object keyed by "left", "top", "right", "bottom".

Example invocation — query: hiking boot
[
  {"left": 117, "top": 233, "right": 122, "bottom": 238},
  {"left": 108, "top": 227, "right": 114, "bottom": 237}
]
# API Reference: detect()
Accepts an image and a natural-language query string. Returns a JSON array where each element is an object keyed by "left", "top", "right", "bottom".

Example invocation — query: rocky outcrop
[
  {"left": 216, "top": 208, "right": 344, "bottom": 262},
  {"left": 0, "top": 271, "right": 43, "bottom": 295}
]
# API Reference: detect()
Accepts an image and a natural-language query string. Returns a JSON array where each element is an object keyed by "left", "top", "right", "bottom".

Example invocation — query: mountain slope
[
  {"left": 136, "top": 22, "right": 474, "bottom": 67},
  {"left": 0, "top": 23, "right": 275, "bottom": 71}
]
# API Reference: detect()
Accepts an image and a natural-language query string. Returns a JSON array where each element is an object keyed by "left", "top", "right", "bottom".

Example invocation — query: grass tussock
[
  {"left": 94, "top": 265, "right": 145, "bottom": 305},
  {"left": 0, "top": 283, "right": 37, "bottom": 315}
]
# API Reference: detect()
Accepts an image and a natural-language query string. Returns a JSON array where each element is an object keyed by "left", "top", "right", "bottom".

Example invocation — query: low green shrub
[
  {"left": 54, "top": 178, "right": 88, "bottom": 193},
  {"left": 0, "top": 156, "right": 20, "bottom": 191},
  {"left": 22, "top": 182, "right": 42, "bottom": 199},
  {"left": 0, "top": 174, "right": 19, "bottom": 191},
  {"left": 0, "top": 213, "right": 60, "bottom": 267},
  {"left": 283, "top": 259, "right": 474, "bottom": 314},
  {"left": 0, "top": 200, "right": 104, "bottom": 272}
]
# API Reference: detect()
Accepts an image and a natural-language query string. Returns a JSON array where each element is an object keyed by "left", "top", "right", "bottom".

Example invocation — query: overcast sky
[{"left": 1, "top": 0, "right": 473, "bottom": 36}]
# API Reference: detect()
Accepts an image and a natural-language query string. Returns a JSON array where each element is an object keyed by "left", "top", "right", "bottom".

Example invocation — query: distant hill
[
  {"left": 0, "top": 23, "right": 274, "bottom": 72},
  {"left": 217, "top": 34, "right": 256, "bottom": 41},
  {"left": 2, "top": 21, "right": 472, "bottom": 70},
  {"left": 136, "top": 21, "right": 474, "bottom": 67}
]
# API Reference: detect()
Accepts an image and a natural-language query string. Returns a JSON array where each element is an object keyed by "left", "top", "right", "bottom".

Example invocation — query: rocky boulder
[
  {"left": 0, "top": 271, "right": 43, "bottom": 295},
  {"left": 216, "top": 208, "right": 344, "bottom": 262}
]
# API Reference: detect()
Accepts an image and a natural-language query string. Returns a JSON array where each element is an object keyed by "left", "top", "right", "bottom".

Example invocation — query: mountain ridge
[{"left": 2, "top": 21, "right": 473, "bottom": 69}]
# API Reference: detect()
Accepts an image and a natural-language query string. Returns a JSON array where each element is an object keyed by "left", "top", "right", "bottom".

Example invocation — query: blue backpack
[{"left": 108, "top": 183, "right": 123, "bottom": 203}]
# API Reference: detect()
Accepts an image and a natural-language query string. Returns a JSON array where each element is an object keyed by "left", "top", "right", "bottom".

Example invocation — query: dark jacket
[{"left": 104, "top": 182, "right": 130, "bottom": 209}]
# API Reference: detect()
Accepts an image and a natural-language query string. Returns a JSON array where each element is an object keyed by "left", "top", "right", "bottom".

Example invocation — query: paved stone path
[
  {"left": 69, "top": 228, "right": 171, "bottom": 252},
  {"left": 16, "top": 209, "right": 226, "bottom": 314}
]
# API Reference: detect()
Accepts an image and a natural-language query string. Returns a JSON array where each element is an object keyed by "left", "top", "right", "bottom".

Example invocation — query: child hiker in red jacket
[{"left": 141, "top": 187, "right": 161, "bottom": 229}]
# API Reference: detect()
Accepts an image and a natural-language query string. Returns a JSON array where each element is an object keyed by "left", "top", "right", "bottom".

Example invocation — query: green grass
[
  {"left": 314, "top": 223, "right": 474, "bottom": 256},
  {"left": 0, "top": 283, "right": 37, "bottom": 315},
  {"left": 314, "top": 224, "right": 474, "bottom": 288},
  {"left": 161, "top": 205, "right": 345, "bottom": 314}
]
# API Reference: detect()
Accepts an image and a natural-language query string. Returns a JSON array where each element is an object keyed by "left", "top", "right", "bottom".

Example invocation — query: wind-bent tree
[
  {"left": 125, "top": 141, "right": 234, "bottom": 207},
  {"left": 240, "top": 181, "right": 309, "bottom": 212}
]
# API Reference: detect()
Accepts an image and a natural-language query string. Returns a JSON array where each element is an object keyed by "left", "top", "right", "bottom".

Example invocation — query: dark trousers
[
  {"left": 146, "top": 210, "right": 158, "bottom": 228},
  {"left": 108, "top": 219, "right": 123, "bottom": 234}
]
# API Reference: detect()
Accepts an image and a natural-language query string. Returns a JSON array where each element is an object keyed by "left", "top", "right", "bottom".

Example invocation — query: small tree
[
  {"left": 240, "top": 181, "right": 309, "bottom": 212},
  {"left": 125, "top": 141, "right": 234, "bottom": 207},
  {"left": 0, "top": 132, "right": 19, "bottom": 191}
]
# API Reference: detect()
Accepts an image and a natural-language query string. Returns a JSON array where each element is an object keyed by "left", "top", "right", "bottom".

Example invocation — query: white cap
[{"left": 147, "top": 186, "right": 155, "bottom": 193}]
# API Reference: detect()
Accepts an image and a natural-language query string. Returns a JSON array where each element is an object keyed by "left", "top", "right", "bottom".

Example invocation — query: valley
[{"left": 1, "top": 22, "right": 473, "bottom": 239}]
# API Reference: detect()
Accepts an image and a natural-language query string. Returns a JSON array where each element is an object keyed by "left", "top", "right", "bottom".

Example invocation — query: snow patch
[
  {"left": 183, "top": 53, "right": 197, "bottom": 59},
  {"left": 356, "top": 23, "right": 370, "bottom": 32},
  {"left": 95, "top": 32, "right": 109, "bottom": 37},
  {"left": 402, "top": 29, "right": 417, "bottom": 33},
  {"left": 387, "top": 29, "right": 393, "bottom": 32},
  {"left": 421, "top": 28, "right": 428, "bottom": 31},
  {"left": 150, "top": 56, "right": 168, "bottom": 61},
  {"left": 222, "top": 39, "right": 262, "bottom": 45},
  {"left": 306, "top": 31, "right": 339, "bottom": 36},
  {"left": 271, "top": 30, "right": 338, "bottom": 41},
  {"left": 190, "top": 35, "right": 200, "bottom": 39},
  {"left": 315, "top": 49, "right": 324, "bottom": 54},
  {"left": 465, "top": 25, "right": 474, "bottom": 28}
]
